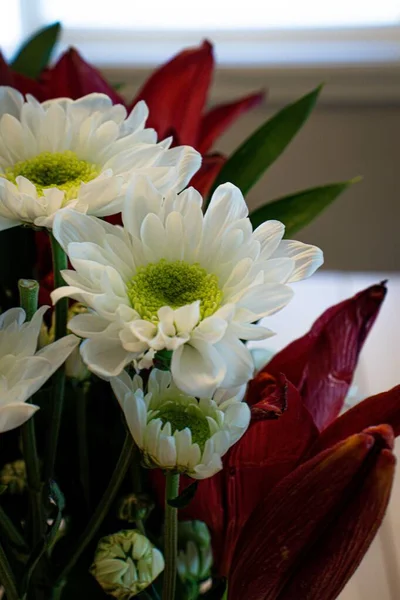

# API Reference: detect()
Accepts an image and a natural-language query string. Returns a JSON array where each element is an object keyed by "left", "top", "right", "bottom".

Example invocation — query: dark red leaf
[
  {"left": 190, "top": 153, "right": 226, "bottom": 197},
  {"left": 228, "top": 430, "right": 392, "bottom": 600},
  {"left": 131, "top": 40, "right": 214, "bottom": 145},
  {"left": 197, "top": 91, "right": 265, "bottom": 154},
  {"left": 264, "top": 283, "right": 387, "bottom": 430}
]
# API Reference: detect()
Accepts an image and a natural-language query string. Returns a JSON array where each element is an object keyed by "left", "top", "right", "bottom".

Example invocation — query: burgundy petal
[
  {"left": 41, "top": 48, "right": 124, "bottom": 102},
  {"left": 197, "top": 91, "right": 265, "bottom": 154},
  {"left": 189, "top": 153, "right": 226, "bottom": 197},
  {"left": 228, "top": 429, "right": 393, "bottom": 600},
  {"left": 265, "top": 283, "right": 387, "bottom": 430},
  {"left": 131, "top": 40, "right": 214, "bottom": 145},
  {"left": 309, "top": 385, "right": 400, "bottom": 456}
]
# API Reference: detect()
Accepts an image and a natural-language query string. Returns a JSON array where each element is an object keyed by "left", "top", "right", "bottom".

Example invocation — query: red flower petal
[
  {"left": 309, "top": 385, "right": 400, "bottom": 456},
  {"left": 219, "top": 379, "right": 318, "bottom": 575},
  {"left": 197, "top": 91, "right": 265, "bottom": 154},
  {"left": 41, "top": 48, "right": 124, "bottom": 102},
  {"left": 276, "top": 427, "right": 395, "bottom": 600},
  {"left": 264, "top": 283, "right": 387, "bottom": 430},
  {"left": 0, "top": 52, "right": 45, "bottom": 99},
  {"left": 228, "top": 429, "right": 394, "bottom": 600},
  {"left": 131, "top": 40, "right": 214, "bottom": 145},
  {"left": 189, "top": 153, "right": 226, "bottom": 197}
]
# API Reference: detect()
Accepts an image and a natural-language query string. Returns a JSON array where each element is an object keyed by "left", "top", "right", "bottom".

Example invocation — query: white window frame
[{"left": 17, "top": 0, "right": 400, "bottom": 68}]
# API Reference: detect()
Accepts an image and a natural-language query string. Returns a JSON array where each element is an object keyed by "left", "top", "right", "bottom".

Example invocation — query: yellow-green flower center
[
  {"left": 127, "top": 259, "right": 222, "bottom": 322},
  {"left": 156, "top": 403, "right": 211, "bottom": 451},
  {"left": 5, "top": 150, "right": 100, "bottom": 200}
]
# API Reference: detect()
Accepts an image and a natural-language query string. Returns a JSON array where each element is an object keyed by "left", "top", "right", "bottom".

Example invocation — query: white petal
[
  {"left": 171, "top": 340, "right": 227, "bottom": 397},
  {"left": 272, "top": 240, "right": 324, "bottom": 282},
  {"left": 0, "top": 403, "right": 39, "bottom": 433},
  {"left": 80, "top": 337, "right": 133, "bottom": 377}
]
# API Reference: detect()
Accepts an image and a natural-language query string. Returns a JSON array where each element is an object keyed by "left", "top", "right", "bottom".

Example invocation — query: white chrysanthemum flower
[
  {"left": 111, "top": 369, "right": 250, "bottom": 479},
  {"left": 0, "top": 306, "right": 79, "bottom": 432},
  {"left": 51, "top": 177, "right": 323, "bottom": 396},
  {"left": 0, "top": 87, "right": 201, "bottom": 229}
]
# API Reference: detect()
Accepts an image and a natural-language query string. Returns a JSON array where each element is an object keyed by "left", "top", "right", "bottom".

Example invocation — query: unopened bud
[
  {"left": 0, "top": 460, "right": 27, "bottom": 494},
  {"left": 118, "top": 493, "right": 154, "bottom": 523},
  {"left": 177, "top": 521, "right": 213, "bottom": 585},
  {"left": 90, "top": 529, "right": 164, "bottom": 599}
]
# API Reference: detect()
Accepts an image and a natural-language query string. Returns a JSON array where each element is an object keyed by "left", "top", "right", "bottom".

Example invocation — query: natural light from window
[{"left": 41, "top": 0, "right": 400, "bottom": 30}]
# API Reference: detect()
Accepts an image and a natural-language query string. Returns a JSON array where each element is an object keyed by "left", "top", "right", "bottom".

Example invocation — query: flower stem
[
  {"left": 44, "top": 234, "right": 68, "bottom": 482},
  {"left": 18, "top": 279, "right": 39, "bottom": 320},
  {"left": 162, "top": 472, "right": 180, "bottom": 600},
  {"left": 0, "top": 540, "right": 19, "bottom": 600},
  {"left": 0, "top": 504, "right": 28, "bottom": 553},
  {"left": 56, "top": 433, "right": 134, "bottom": 584},
  {"left": 18, "top": 279, "right": 45, "bottom": 546},
  {"left": 76, "top": 381, "right": 91, "bottom": 511}
]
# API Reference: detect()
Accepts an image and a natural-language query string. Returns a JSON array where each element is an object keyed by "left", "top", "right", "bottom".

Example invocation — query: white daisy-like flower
[
  {"left": 0, "top": 306, "right": 79, "bottom": 432},
  {"left": 111, "top": 369, "right": 250, "bottom": 479},
  {"left": 0, "top": 87, "right": 201, "bottom": 229},
  {"left": 51, "top": 177, "right": 323, "bottom": 397}
]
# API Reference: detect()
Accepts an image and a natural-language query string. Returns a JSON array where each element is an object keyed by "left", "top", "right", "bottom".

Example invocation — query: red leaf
[
  {"left": 276, "top": 428, "right": 395, "bottom": 600},
  {"left": 189, "top": 153, "right": 226, "bottom": 197},
  {"left": 131, "top": 40, "right": 214, "bottom": 145},
  {"left": 41, "top": 48, "right": 124, "bottom": 103},
  {"left": 228, "top": 429, "right": 394, "bottom": 600},
  {"left": 309, "top": 385, "right": 400, "bottom": 456},
  {"left": 197, "top": 91, "right": 265, "bottom": 154},
  {"left": 265, "top": 283, "right": 387, "bottom": 430}
]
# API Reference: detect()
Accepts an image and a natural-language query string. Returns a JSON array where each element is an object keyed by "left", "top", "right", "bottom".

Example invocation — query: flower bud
[
  {"left": 117, "top": 493, "right": 154, "bottom": 524},
  {"left": 90, "top": 529, "right": 164, "bottom": 599},
  {"left": 177, "top": 521, "right": 213, "bottom": 585},
  {"left": 0, "top": 460, "right": 27, "bottom": 494}
]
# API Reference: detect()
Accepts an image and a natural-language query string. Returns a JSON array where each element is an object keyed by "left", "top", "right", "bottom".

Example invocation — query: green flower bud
[
  {"left": 90, "top": 529, "right": 164, "bottom": 599},
  {"left": 0, "top": 460, "right": 27, "bottom": 494},
  {"left": 118, "top": 493, "right": 155, "bottom": 524},
  {"left": 177, "top": 521, "right": 213, "bottom": 585}
]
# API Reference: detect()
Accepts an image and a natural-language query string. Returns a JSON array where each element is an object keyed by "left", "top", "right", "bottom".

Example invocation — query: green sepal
[
  {"left": 208, "top": 85, "right": 323, "bottom": 199},
  {"left": 11, "top": 22, "right": 61, "bottom": 79},
  {"left": 167, "top": 480, "right": 198, "bottom": 509},
  {"left": 249, "top": 179, "right": 360, "bottom": 236}
]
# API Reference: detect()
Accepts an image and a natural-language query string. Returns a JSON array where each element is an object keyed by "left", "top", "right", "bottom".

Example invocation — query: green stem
[
  {"left": 18, "top": 279, "right": 45, "bottom": 546},
  {"left": 0, "top": 504, "right": 28, "bottom": 553},
  {"left": 18, "top": 279, "right": 39, "bottom": 321},
  {"left": 21, "top": 421, "right": 45, "bottom": 545},
  {"left": 56, "top": 434, "right": 134, "bottom": 584},
  {"left": 162, "top": 472, "right": 180, "bottom": 600},
  {"left": 44, "top": 234, "right": 68, "bottom": 482},
  {"left": 76, "top": 382, "right": 91, "bottom": 511},
  {"left": 0, "top": 540, "right": 19, "bottom": 600}
]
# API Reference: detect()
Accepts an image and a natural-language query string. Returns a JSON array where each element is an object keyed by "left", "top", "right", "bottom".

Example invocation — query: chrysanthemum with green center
[
  {"left": 127, "top": 259, "right": 223, "bottom": 322},
  {"left": 111, "top": 370, "right": 251, "bottom": 479},
  {"left": 5, "top": 151, "right": 100, "bottom": 201},
  {"left": 0, "top": 86, "right": 201, "bottom": 229}
]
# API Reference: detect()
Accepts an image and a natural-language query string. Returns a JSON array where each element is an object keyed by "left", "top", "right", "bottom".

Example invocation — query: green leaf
[
  {"left": 11, "top": 22, "right": 61, "bottom": 79},
  {"left": 168, "top": 481, "right": 198, "bottom": 509},
  {"left": 249, "top": 179, "right": 359, "bottom": 237},
  {"left": 209, "top": 85, "right": 323, "bottom": 198}
]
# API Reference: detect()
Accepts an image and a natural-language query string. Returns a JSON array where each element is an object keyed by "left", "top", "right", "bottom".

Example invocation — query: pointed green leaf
[
  {"left": 168, "top": 481, "right": 199, "bottom": 509},
  {"left": 249, "top": 179, "right": 359, "bottom": 236},
  {"left": 11, "top": 22, "right": 61, "bottom": 79},
  {"left": 209, "top": 86, "right": 323, "bottom": 198}
]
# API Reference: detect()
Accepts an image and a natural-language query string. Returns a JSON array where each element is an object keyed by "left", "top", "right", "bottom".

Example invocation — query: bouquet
[{"left": 0, "top": 22, "right": 397, "bottom": 600}]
